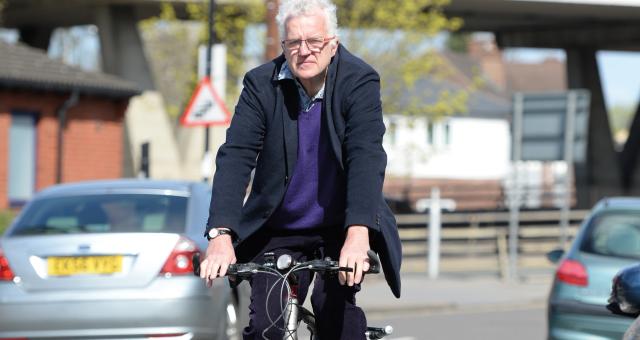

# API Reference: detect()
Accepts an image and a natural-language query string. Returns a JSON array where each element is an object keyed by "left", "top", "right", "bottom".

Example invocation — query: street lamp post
[{"left": 203, "top": 0, "right": 216, "bottom": 181}]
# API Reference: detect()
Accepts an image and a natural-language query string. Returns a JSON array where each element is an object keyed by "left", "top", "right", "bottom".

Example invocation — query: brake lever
[
  {"left": 329, "top": 251, "right": 380, "bottom": 274},
  {"left": 192, "top": 253, "right": 201, "bottom": 276},
  {"left": 366, "top": 250, "right": 381, "bottom": 274}
]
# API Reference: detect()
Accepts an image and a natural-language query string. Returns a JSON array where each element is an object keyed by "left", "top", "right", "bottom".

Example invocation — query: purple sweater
[{"left": 266, "top": 100, "right": 345, "bottom": 230}]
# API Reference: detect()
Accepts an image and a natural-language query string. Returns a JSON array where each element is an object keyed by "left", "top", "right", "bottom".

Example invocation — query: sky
[
  {"left": 597, "top": 51, "right": 640, "bottom": 108},
  {"left": 504, "top": 48, "right": 640, "bottom": 109}
]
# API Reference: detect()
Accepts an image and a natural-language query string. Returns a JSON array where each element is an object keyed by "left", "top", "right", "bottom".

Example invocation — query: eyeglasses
[{"left": 281, "top": 36, "right": 335, "bottom": 53}]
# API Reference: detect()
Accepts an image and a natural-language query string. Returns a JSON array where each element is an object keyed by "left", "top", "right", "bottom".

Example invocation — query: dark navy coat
[{"left": 207, "top": 44, "right": 402, "bottom": 298}]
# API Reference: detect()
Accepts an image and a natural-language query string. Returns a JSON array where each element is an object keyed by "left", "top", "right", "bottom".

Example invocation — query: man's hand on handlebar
[
  {"left": 200, "top": 233, "right": 236, "bottom": 287},
  {"left": 339, "top": 225, "right": 371, "bottom": 287}
]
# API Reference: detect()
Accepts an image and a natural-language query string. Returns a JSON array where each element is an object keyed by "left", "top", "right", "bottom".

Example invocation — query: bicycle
[{"left": 193, "top": 250, "right": 393, "bottom": 340}]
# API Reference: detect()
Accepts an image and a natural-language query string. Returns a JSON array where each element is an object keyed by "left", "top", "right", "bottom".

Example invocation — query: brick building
[{"left": 0, "top": 41, "right": 140, "bottom": 209}]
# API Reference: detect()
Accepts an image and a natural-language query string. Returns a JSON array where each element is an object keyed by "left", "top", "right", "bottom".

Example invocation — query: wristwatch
[{"left": 204, "top": 227, "right": 233, "bottom": 241}]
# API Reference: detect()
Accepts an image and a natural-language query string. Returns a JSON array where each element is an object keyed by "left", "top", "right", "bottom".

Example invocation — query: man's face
[{"left": 283, "top": 11, "right": 338, "bottom": 83}]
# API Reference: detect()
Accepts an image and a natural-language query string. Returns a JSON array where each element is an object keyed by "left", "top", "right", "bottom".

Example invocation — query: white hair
[{"left": 276, "top": 0, "right": 338, "bottom": 40}]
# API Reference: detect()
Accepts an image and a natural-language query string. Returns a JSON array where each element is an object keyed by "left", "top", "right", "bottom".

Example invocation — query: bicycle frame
[
  {"left": 283, "top": 282, "right": 300, "bottom": 340},
  {"left": 281, "top": 272, "right": 392, "bottom": 340}
]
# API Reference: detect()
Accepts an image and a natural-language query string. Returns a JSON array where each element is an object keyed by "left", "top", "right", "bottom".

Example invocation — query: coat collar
[{"left": 278, "top": 61, "right": 325, "bottom": 112}]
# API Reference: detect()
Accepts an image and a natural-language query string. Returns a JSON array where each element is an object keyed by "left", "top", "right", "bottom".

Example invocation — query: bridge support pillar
[
  {"left": 566, "top": 47, "right": 620, "bottom": 208},
  {"left": 95, "top": 5, "right": 154, "bottom": 91},
  {"left": 620, "top": 95, "right": 640, "bottom": 194}
]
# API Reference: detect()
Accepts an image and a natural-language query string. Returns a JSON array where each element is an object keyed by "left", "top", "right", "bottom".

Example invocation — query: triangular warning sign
[{"left": 180, "top": 76, "right": 231, "bottom": 126}]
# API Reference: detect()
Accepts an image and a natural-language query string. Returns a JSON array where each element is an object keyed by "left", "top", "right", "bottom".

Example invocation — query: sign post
[
  {"left": 180, "top": 75, "right": 231, "bottom": 181},
  {"left": 428, "top": 187, "right": 442, "bottom": 279},
  {"left": 179, "top": 0, "right": 233, "bottom": 182},
  {"left": 509, "top": 93, "right": 524, "bottom": 281},
  {"left": 510, "top": 90, "right": 590, "bottom": 280},
  {"left": 204, "top": 0, "right": 215, "bottom": 182},
  {"left": 180, "top": 76, "right": 230, "bottom": 127}
]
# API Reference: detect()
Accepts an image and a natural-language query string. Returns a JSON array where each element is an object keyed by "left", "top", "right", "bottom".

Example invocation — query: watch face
[{"left": 208, "top": 228, "right": 219, "bottom": 239}]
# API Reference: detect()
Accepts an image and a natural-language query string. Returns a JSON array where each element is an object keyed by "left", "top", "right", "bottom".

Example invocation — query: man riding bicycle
[{"left": 199, "top": 0, "right": 401, "bottom": 338}]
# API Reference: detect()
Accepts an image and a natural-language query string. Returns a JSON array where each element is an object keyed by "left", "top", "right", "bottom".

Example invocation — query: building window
[
  {"left": 8, "top": 112, "right": 37, "bottom": 204},
  {"left": 427, "top": 121, "right": 435, "bottom": 145},
  {"left": 388, "top": 120, "right": 397, "bottom": 145},
  {"left": 444, "top": 121, "right": 451, "bottom": 145}
]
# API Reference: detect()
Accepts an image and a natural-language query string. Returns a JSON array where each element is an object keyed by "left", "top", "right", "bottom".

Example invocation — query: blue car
[{"left": 547, "top": 197, "right": 640, "bottom": 339}]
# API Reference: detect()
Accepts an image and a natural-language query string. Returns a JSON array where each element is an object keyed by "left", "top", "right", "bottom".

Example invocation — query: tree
[
  {"left": 334, "top": 0, "right": 475, "bottom": 120},
  {"left": 139, "top": 2, "right": 264, "bottom": 120},
  {"left": 183, "top": 1, "right": 265, "bottom": 101},
  {"left": 609, "top": 104, "right": 637, "bottom": 148},
  {"left": 334, "top": 0, "right": 479, "bottom": 188},
  {"left": 446, "top": 32, "right": 471, "bottom": 53},
  {"left": 140, "top": 4, "right": 201, "bottom": 119}
]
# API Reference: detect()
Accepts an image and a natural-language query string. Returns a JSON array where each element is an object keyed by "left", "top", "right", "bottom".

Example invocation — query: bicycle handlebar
[
  {"left": 192, "top": 249, "right": 381, "bottom": 278},
  {"left": 366, "top": 325, "right": 394, "bottom": 339}
]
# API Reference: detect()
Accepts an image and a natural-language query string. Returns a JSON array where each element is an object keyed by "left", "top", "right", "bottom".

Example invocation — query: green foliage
[
  {"left": 140, "top": 2, "right": 265, "bottom": 119},
  {"left": 609, "top": 104, "right": 637, "bottom": 145},
  {"left": 140, "top": 4, "right": 198, "bottom": 119},
  {"left": 446, "top": 32, "right": 471, "bottom": 53},
  {"left": 610, "top": 104, "right": 636, "bottom": 133},
  {"left": 184, "top": 2, "right": 265, "bottom": 102},
  {"left": 141, "top": 1, "right": 471, "bottom": 123},
  {"left": 0, "top": 209, "right": 15, "bottom": 235},
  {"left": 336, "top": 0, "right": 462, "bottom": 33},
  {"left": 334, "top": 0, "right": 472, "bottom": 121}
]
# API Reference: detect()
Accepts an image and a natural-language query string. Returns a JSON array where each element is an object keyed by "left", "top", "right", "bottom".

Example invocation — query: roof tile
[{"left": 0, "top": 41, "right": 141, "bottom": 98}]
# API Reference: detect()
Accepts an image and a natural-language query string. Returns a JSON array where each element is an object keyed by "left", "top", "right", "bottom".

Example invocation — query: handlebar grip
[
  {"left": 192, "top": 253, "right": 201, "bottom": 276},
  {"left": 192, "top": 253, "right": 241, "bottom": 277},
  {"left": 227, "top": 263, "right": 239, "bottom": 275},
  {"left": 367, "top": 250, "right": 381, "bottom": 274},
  {"left": 366, "top": 325, "right": 393, "bottom": 339}
]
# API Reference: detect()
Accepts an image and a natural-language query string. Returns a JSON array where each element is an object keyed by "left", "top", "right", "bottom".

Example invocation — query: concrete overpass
[
  {"left": 441, "top": 0, "right": 640, "bottom": 207},
  {"left": 3, "top": 0, "right": 640, "bottom": 207},
  {"left": 0, "top": 0, "right": 256, "bottom": 90},
  {"left": 446, "top": 0, "right": 640, "bottom": 50}
]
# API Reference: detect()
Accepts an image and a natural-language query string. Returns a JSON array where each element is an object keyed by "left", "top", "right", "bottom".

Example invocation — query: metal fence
[{"left": 397, "top": 209, "right": 589, "bottom": 277}]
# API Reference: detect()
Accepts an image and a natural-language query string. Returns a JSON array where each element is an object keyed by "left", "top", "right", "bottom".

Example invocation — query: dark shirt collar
[{"left": 278, "top": 61, "right": 325, "bottom": 112}]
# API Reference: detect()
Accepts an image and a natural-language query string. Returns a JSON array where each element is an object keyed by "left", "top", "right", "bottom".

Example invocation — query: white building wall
[{"left": 384, "top": 115, "right": 510, "bottom": 180}]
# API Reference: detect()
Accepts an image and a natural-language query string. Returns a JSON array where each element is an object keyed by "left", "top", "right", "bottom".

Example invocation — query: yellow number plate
[{"left": 48, "top": 256, "right": 123, "bottom": 276}]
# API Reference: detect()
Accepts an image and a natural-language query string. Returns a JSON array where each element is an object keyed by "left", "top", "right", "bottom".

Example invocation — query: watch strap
[{"left": 204, "top": 227, "right": 234, "bottom": 241}]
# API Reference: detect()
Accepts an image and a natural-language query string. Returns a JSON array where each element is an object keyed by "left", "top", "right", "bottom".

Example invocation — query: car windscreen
[
  {"left": 10, "top": 194, "right": 188, "bottom": 235},
  {"left": 581, "top": 210, "right": 640, "bottom": 259}
]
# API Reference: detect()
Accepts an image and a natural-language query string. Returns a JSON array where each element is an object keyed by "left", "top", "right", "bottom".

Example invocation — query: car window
[
  {"left": 581, "top": 211, "right": 640, "bottom": 259},
  {"left": 10, "top": 194, "right": 188, "bottom": 235}
]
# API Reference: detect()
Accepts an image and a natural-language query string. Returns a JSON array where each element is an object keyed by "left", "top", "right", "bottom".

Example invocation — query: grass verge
[{"left": 0, "top": 209, "right": 15, "bottom": 235}]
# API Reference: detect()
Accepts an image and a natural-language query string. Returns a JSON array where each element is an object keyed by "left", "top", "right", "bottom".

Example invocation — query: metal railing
[{"left": 397, "top": 209, "right": 589, "bottom": 277}]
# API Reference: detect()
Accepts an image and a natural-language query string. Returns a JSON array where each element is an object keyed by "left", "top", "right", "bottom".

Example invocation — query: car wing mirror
[
  {"left": 608, "top": 263, "right": 640, "bottom": 317},
  {"left": 546, "top": 249, "right": 565, "bottom": 264}
]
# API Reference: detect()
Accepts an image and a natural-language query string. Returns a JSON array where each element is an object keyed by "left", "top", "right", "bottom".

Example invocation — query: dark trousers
[{"left": 242, "top": 228, "right": 367, "bottom": 340}]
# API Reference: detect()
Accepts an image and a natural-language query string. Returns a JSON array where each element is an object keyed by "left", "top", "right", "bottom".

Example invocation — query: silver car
[{"left": 0, "top": 179, "right": 247, "bottom": 340}]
